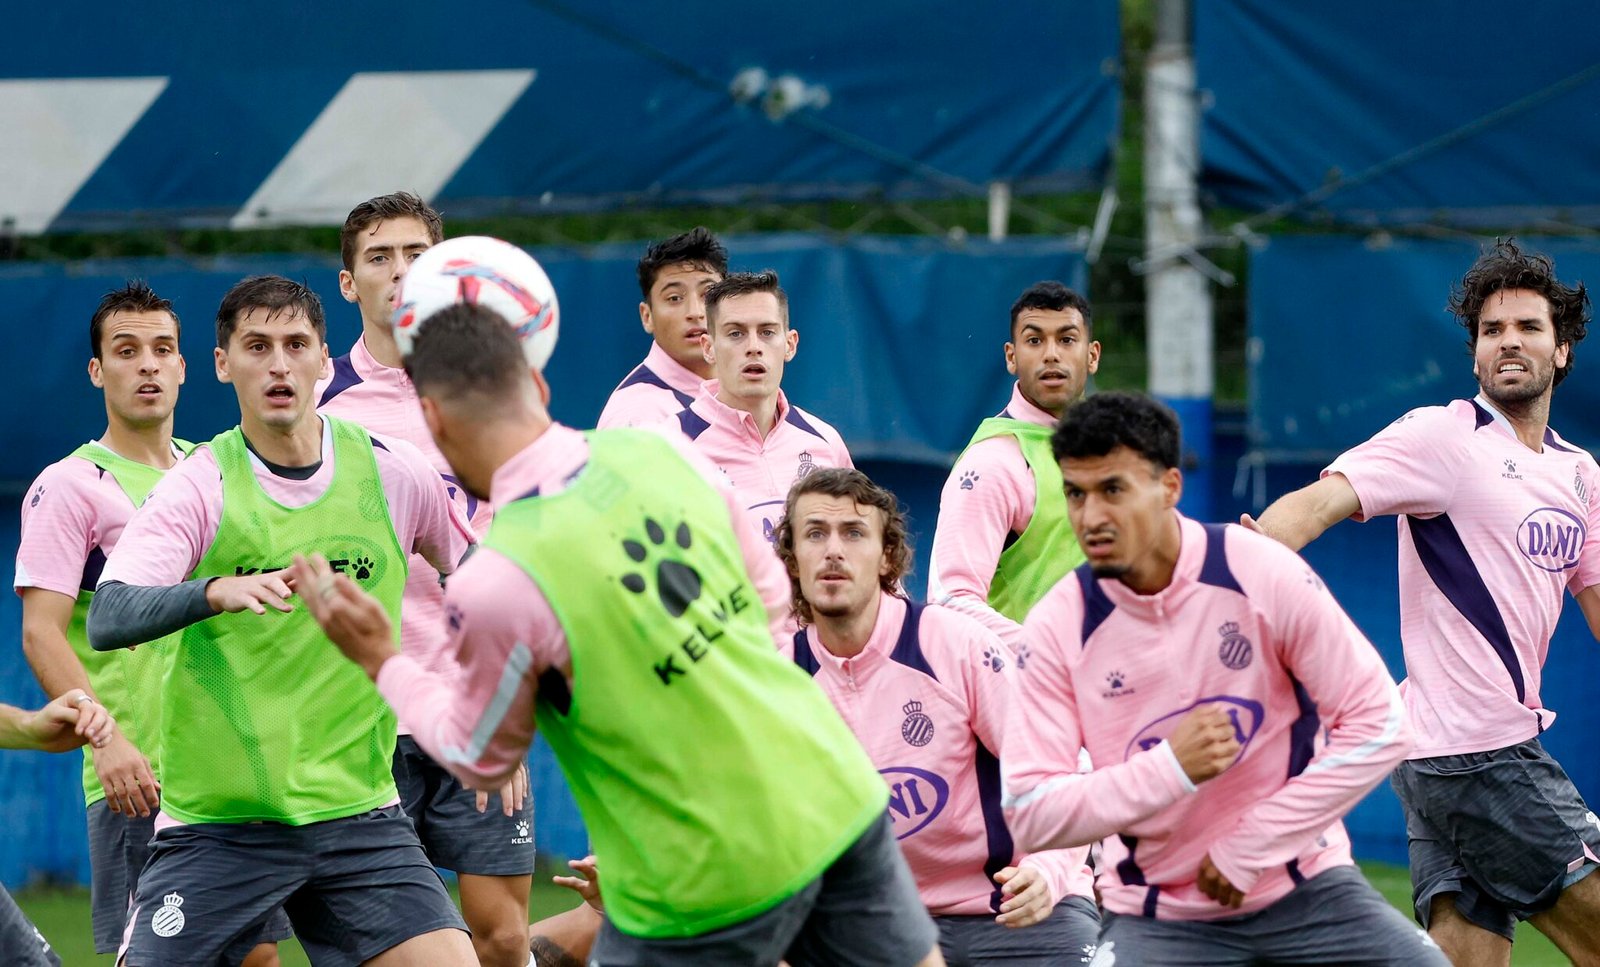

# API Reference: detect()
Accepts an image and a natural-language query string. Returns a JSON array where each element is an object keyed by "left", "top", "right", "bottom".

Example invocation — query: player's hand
[
  {"left": 206, "top": 570, "right": 295, "bottom": 615},
  {"left": 552, "top": 855, "right": 604, "bottom": 912},
  {"left": 1197, "top": 852, "right": 1245, "bottom": 908},
  {"left": 477, "top": 761, "right": 530, "bottom": 817},
  {"left": 1167, "top": 705, "right": 1241, "bottom": 784},
  {"left": 994, "top": 865, "right": 1053, "bottom": 927},
  {"left": 1238, "top": 513, "right": 1265, "bottom": 534},
  {"left": 290, "top": 554, "right": 397, "bottom": 678},
  {"left": 28, "top": 690, "right": 115, "bottom": 753},
  {"left": 94, "top": 731, "right": 160, "bottom": 817}
]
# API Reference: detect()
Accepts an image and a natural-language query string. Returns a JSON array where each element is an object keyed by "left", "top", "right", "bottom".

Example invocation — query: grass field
[{"left": 15, "top": 862, "right": 1570, "bottom": 966}]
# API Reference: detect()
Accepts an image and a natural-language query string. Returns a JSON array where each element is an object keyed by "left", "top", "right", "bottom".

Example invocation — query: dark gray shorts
[
  {"left": 936, "top": 894, "right": 1101, "bottom": 966},
  {"left": 0, "top": 886, "right": 59, "bottom": 967},
  {"left": 121, "top": 805, "right": 466, "bottom": 966},
  {"left": 1391, "top": 736, "right": 1600, "bottom": 940},
  {"left": 591, "top": 813, "right": 938, "bottom": 967},
  {"left": 393, "top": 734, "right": 536, "bottom": 876},
  {"left": 1098, "top": 866, "right": 1448, "bottom": 966},
  {"left": 89, "top": 801, "right": 292, "bottom": 954}
]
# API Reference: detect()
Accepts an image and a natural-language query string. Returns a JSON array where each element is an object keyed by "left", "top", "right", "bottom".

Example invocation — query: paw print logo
[
  {"left": 981, "top": 646, "right": 1006, "bottom": 672},
  {"left": 1105, "top": 670, "right": 1125, "bottom": 690},
  {"left": 28, "top": 485, "right": 44, "bottom": 508},
  {"left": 1015, "top": 644, "right": 1031, "bottom": 670},
  {"left": 1083, "top": 940, "right": 1106, "bottom": 965},
  {"left": 351, "top": 555, "right": 375, "bottom": 581},
  {"left": 516, "top": 820, "right": 530, "bottom": 838},
  {"left": 621, "top": 519, "right": 703, "bottom": 618},
  {"left": 960, "top": 470, "right": 980, "bottom": 491}
]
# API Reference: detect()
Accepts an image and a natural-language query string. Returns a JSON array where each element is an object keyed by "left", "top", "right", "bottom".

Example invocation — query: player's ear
[
  {"left": 785, "top": 328, "right": 799, "bottom": 361},
  {"left": 1087, "top": 339, "right": 1102, "bottom": 374},
  {"left": 419, "top": 396, "right": 444, "bottom": 440},
  {"left": 319, "top": 341, "right": 332, "bottom": 381},
  {"left": 214, "top": 346, "right": 232, "bottom": 384},
  {"left": 639, "top": 301, "right": 654, "bottom": 335},
  {"left": 530, "top": 367, "right": 552, "bottom": 408},
  {"left": 1162, "top": 465, "right": 1183, "bottom": 509},
  {"left": 701, "top": 330, "right": 715, "bottom": 366},
  {"left": 87, "top": 356, "right": 104, "bottom": 388},
  {"left": 1004, "top": 342, "right": 1018, "bottom": 376},
  {"left": 338, "top": 269, "right": 358, "bottom": 304}
]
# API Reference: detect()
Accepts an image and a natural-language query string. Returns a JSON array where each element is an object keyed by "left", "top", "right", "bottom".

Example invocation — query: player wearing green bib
[
  {"left": 929, "top": 281, "right": 1101, "bottom": 649},
  {"left": 298, "top": 301, "right": 946, "bottom": 967},
  {"left": 13, "top": 282, "right": 289, "bottom": 964},
  {"left": 88, "top": 276, "right": 475, "bottom": 967}
]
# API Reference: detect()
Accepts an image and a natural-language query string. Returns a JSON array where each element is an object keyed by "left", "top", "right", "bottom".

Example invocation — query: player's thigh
[
  {"left": 1411, "top": 741, "right": 1599, "bottom": 917},
  {"left": 360, "top": 927, "right": 477, "bottom": 967},
  {"left": 1426, "top": 895, "right": 1512, "bottom": 967},
  {"left": 87, "top": 801, "right": 154, "bottom": 953},
  {"left": 290, "top": 806, "right": 466, "bottom": 966},
  {"left": 783, "top": 814, "right": 941, "bottom": 967},
  {"left": 1096, "top": 911, "right": 1254, "bottom": 967},
  {"left": 1529, "top": 864, "right": 1600, "bottom": 963},
  {"left": 122, "top": 824, "right": 301, "bottom": 967},
  {"left": 937, "top": 895, "right": 1101, "bottom": 966},
  {"left": 409, "top": 749, "right": 536, "bottom": 878},
  {"left": 1248, "top": 866, "right": 1449, "bottom": 966}
]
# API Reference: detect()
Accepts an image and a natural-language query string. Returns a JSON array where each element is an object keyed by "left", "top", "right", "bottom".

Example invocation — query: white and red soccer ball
[{"left": 392, "top": 236, "right": 560, "bottom": 370}]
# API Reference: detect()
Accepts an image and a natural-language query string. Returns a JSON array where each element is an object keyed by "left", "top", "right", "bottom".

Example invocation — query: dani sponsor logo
[
  {"left": 881, "top": 766, "right": 949, "bottom": 840},
  {"left": 1519, "top": 506, "right": 1585, "bottom": 572}
]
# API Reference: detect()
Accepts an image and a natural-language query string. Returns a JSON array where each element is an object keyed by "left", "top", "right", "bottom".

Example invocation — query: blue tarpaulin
[
  {"left": 1197, "top": 0, "right": 1600, "bottom": 226},
  {"left": 3, "top": 2, "right": 1119, "bottom": 232},
  {"left": 1248, "top": 234, "right": 1600, "bottom": 458}
]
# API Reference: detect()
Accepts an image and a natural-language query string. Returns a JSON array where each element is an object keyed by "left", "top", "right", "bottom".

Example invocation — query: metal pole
[{"left": 1144, "top": 0, "right": 1214, "bottom": 517}]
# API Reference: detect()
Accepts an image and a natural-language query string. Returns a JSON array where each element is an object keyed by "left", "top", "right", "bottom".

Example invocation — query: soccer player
[
  {"left": 1003, "top": 392, "right": 1447, "bottom": 965},
  {"left": 1247, "top": 240, "right": 1600, "bottom": 964},
  {"left": 86, "top": 276, "right": 477, "bottom": 966},
  {"left": 776, "top": 467, "right": 1101, "bottom": 966},
  {"left": 13, "top": 282, "right": 287, "bottom": 965},
  {"left": 0, "top": 690, "right": 115, "bottom": 967},
  {"left": 929, "top": 281, "right": 1100, "bottom": 649},
  {"left": 319, "top": 191, "right": 533, "bottom": 967},
  {"left": 671, "top": 270, "right": 852, "bottom": 545},
  {"left": 597, "top": 227, "right": 728, "bottom": 428},
  {"left": 294, "top": 302, "right": 944, "bottom": 967}
]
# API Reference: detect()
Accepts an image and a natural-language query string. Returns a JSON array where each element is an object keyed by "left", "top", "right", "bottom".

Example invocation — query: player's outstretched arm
[
  {"left": 0, "top": 691, "right": 114, "bottom": 753},
  {"left": 1576, "top": 585, "right": 1600, "bottom": 643},
  {"left": 1243, "top": 472, "right": 1361, "bottom": 552},
  {"left": 86, "top": 572, "right": 292, "bottom": 652}
]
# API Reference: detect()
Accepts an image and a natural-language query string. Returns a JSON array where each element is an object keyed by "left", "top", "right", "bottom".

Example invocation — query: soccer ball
[{"left": 391, "top": 236, "right": 560, "bottom": 370}]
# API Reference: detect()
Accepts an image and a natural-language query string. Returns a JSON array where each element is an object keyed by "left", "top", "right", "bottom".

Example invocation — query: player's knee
[
  {"left": 472, "top": 923, "right": 533, "bottom": 967},
  {"left": 240, "top": 942, "right": 281, "bottom": 967}
]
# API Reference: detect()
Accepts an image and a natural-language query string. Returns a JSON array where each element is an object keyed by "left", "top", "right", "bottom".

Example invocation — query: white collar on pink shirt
[
  {"left": 487, "top": 422, "right": 588, "bottom": 511},
  {"left": 693, "top": 379, "right": 794, "bottom": 436},
  {"left": 806, "top": 591, "right": 910, "bottom": 667},
  {"left": 1002, "top": 382, "right": 1060, "bottom": 427},
  {"left": 643, "top": 342, "right": 707, "bottom": 397}
]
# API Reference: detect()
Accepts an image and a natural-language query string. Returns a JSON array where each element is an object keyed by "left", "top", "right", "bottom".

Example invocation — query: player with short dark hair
[
  {"left": 598, "top": 227, "right": 729, "bottom": 428},
  {"left": 296, "top": 301, "right": 944, "bottom": 967},
  {"left": 14, "top": 282, "right": 292, "bottom": 963},
  {"left": 1249, "top": 240, "right": 1600, "bottom": 964},
  {"left": 929, "top": 280, "right": 1101, "bottom": 648},
  {"left": 669, "top": 269, "right": 852, "bottom": 547},
  {"left": 777, "top": 467, "right": 1101, "bottom": 966},
  {"left": 1004, "top": 392, "right": 1445, "bottom": 965},
  {"left": 87, "top": 275, "right": 476, "bottom": 966},
  {"left": 319, "top": 193, "right": 534, "bottom": 967}
]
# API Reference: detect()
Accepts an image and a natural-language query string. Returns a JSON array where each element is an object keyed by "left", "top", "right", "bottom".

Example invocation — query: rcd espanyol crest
[
  {"left": 901, "top": 700, "right": 935, "bottom": 747},
  {"left": 152, "top": 892, "right": 186, "bottom": 938},
  {"left": 1217, "top": 621, "right": 1253, "bottom": 670}
]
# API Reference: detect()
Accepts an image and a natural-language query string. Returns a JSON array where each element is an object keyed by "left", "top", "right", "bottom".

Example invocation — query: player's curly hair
[
  {"left": 774, "top": 468, "right": 914, "bottom": 626},
  {"left": 1449, "top": 238, "right": 1590, "bottom": 387}
]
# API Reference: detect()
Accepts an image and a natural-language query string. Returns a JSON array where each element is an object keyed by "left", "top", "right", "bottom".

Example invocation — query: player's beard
[
  {"left": 1478, "top": 360, "right": 1555, "bottom": 412},
  {"left": 1089, "top": 562, "right": 1131, "bottom": 580}
]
